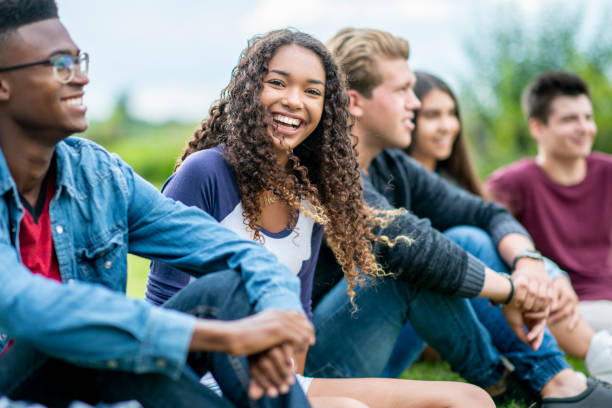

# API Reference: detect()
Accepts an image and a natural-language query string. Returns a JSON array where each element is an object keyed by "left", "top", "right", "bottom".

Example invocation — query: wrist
[
  {"left": 512, "top": 249, "right": 543, "bottom": 270},
  {"left": 490, "top": 273, "right": 514, "bottom": 306},
  {"left": 190, "top": 319, "right": 234, "bottom": 353}
]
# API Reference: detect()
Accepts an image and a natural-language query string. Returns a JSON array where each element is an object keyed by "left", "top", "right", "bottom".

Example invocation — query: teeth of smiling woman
[
  {"left": 64, "top": 97, "right": 83, "bottom": 106},
  {"left": 273, "top": 114, "right": 301, "bottom": 127}
]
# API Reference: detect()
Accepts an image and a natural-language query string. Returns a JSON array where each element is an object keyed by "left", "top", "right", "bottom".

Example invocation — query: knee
[
  {"left": 444, "top": 226, "right": 492, "bottom": 247},
  {"left": 164, "top": 269, "right": 251, "bottom": 318}
]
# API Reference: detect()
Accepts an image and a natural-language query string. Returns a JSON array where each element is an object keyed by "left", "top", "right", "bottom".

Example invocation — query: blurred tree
[{"left": 460, "top": 2, "right": 612, "bottom": 176}]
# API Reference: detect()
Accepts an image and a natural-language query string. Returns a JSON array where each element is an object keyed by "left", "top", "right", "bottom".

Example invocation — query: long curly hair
[{"left": 176, "top": 29, "right": 396, "bottom": 300}]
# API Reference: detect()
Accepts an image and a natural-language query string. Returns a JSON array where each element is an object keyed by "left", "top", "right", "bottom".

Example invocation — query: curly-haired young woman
[{"left": 145, "top": 29, "right": 493, "bottom": 408}]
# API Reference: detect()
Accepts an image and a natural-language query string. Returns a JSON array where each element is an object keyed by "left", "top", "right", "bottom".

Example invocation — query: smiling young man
[
  {"left": 487, "top": 71, "right": 612, "bottom": 379},
  {"left": 305, "top": 28, "right": 612, "bottom": 408},
  {"left": 0, "top": 1, "right": 315, "bottom": 407}
]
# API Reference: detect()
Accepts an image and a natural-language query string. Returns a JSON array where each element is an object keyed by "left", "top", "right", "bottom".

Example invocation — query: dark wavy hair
[
  {"left": 176, "top": 28, "right": 394, "bottom": 300},
  {"left": 522, "top": 70, "right": 590, "bottom": 124},
  {"left": 406, "top": 71, "right": 483, "bottom": 196}
]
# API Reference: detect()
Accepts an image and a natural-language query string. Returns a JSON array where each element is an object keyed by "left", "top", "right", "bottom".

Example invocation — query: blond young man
[{"left": 306, "top": 28, "right": 612, "bottom": 408}]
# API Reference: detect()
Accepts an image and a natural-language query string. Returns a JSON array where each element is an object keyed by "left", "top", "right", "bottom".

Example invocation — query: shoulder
[
  {"left": 488, "top": 158, "right": 537, "bottom": 185},
  {"left": 60, "top": 137, "right": 118, "bottom": 164},
  {"left": 57, "top": 137, "right": 131, "bottom": 183},
  {"left": 171, "top": 146, "right": 236, "bottom": 189},
  {"left": 165, "top": 146, "right": 240, "bottom": 217},
  {"left": 176, "top": 146, "right": 231, "bottom": 178},
  {"left": 370, "top": 149, "right": 424, "bottom": 181},
  {"left": 588, "top": 152, "right": 612, "bottom": 168},
  {"left": 373, "top": 149, "right": 420, "bottom": 169}
]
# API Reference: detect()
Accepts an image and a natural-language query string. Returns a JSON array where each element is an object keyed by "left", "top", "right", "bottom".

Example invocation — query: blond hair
[{"left": 327, "top": 28, "right": 410, "bottom": 97}]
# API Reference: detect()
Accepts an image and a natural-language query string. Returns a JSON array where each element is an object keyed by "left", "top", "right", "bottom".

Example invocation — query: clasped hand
[
  {"left": 223, "top": 309, "right": 315, "bottom": 400},
  {"left": 502, "top": 261, "right": 554, "bottom": 350}
]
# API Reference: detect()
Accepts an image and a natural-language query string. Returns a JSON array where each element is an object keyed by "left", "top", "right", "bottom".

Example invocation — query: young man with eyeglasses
[{"left": 0, "top": 1, "right": 314, "bottom": 407}]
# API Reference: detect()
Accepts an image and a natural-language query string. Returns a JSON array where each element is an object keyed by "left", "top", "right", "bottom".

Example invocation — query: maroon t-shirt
[{"left": 486, "top": 153, "right": 612, "bottom": 300}]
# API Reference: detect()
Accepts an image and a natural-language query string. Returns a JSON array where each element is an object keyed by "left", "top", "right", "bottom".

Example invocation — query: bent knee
[{"left": 448, "top": 383, "right": 494, "bottom": 408}]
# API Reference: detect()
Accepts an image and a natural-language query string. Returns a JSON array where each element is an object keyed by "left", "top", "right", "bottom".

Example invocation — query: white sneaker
[{"left": 586, "top": 330, "right": 612, "bottom": 384}]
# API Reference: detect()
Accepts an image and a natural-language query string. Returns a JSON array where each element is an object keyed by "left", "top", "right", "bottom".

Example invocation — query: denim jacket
[{"left": 0, "top": 137, "right": 303, "bottom": 379}]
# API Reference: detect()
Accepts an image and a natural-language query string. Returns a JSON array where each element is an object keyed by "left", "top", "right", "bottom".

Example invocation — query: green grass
[{"left": 126, "top": 254, "right": 151, "bottom": 299}]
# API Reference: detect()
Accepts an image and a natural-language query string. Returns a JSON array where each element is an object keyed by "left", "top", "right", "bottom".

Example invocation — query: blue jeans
[
  {"left": 381, "top": 226, "right": 569, "bottom": 392},
  {"left": 305, "top": 269, "right": 506, "bottom": 388},
  {"left": 0, "top": 270, "right": 310, "bottom": 408}
]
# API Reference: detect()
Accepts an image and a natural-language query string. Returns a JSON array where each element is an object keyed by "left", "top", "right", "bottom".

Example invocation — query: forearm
[
  {"left": 189, "top": 319, "right": 236, "bottom": 353},
  {"left": 2, "top": 270, "right": 195, "bottom": 379},
  {"left": 497, "top": 232, "right": 536, "bottom": 267},
  {"left": 479, "top": 267, "right": 513, "bottom": 303}
]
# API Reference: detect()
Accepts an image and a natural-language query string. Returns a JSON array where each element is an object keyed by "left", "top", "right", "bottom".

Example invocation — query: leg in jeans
[
  {"left": 0, "top": 270, "right": 310, "bottom": 408},
  {"left": 381, "top": 223, "right": 508, "bottom": 378},
  {"left": 380, "top": 322, "right": 425, "bottom": 378},
  {"left": 445, "top": 226, "right": 570, "bottom": 392},
  {"left": 305, "top": 275, "right": 507, "bottom": 389},
  {"left": 0, "top": 342, "right": 232, "bottom": 408},
  {"left": 162, "top": 269, "right": 310, "bottom": 408}
]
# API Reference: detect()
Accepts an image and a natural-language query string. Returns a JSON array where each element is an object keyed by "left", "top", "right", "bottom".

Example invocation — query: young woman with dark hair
[{"left": 406, "top": 71, "right": 482, "bottom": 195}]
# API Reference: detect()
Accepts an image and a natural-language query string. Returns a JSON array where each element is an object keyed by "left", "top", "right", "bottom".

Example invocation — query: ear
[
  {"left": 528, "top": 118, "right": 544, "bottom": 143},
  {"left": 347, "top": 89, "right": 365, "bottom": 118},
  {"left": 0, "top": 78, "right": 10, "bottom": 102}
]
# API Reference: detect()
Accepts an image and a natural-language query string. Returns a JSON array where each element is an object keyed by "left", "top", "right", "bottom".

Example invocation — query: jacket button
[
  {"left": 107, "top": 360, "right": 118, "bottom": 369},
  {"left": 55, "top": 225, "right": 64, "bottom": 234},
  {"left": 104, "top": 261, "right": 113, "bottom": 269},
  {"left": 156, "top": 358, "right": 167, "bottom": 368}
]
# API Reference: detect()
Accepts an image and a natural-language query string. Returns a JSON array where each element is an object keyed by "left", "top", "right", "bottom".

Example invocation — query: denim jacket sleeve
[
  {"left": 0, "top": 230, "right": 196, "bottom": 379},
  {"left": 117, "top": 156, "right": 304, "bottom": 314}
]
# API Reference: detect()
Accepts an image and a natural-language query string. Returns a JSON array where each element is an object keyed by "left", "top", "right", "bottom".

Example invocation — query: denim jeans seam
[
  {"left": 187, "top": 305, "right": 220, "bottom": 318},
  {"left": 227, "top": 354, "right": 258, "bottom": 408}
]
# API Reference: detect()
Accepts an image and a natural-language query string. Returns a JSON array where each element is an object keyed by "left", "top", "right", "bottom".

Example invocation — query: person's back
[{"left": 486, "top": 70, "right": 612, "bottom": 333}]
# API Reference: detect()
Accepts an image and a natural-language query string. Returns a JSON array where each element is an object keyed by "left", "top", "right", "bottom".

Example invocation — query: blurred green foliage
[
  {"left": 460, "top": 2, "right": 612, "bottom": 177},
  {"left": 82, "top": 93, "right": 197, "bottom": 186}
]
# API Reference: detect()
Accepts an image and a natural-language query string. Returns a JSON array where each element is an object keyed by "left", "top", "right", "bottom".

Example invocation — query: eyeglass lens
[{"left": 52, "top": 53, "right": 89, "bottom": 83}]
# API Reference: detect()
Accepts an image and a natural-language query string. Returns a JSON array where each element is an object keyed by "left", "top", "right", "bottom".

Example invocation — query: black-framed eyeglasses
[{"left": 0, "top": 52, "right": 89, "bottom": 84}]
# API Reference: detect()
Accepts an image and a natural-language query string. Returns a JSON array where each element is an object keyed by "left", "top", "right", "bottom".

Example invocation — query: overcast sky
[{"left": 56, "top": 0, "right": 606, "bottom": 122}]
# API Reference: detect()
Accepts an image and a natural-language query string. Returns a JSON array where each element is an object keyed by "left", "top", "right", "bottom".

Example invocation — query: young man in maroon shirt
[{"left": 487, "top": 71, "right": 612, "bottom": 381}]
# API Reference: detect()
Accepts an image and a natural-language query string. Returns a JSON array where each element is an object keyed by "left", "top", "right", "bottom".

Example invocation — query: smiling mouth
[
  {"left": 273, "top": 114, "right": 303, "bottom": 131},
  {"left": 63, "top": 96, "right": 83, "bottom": 107}
]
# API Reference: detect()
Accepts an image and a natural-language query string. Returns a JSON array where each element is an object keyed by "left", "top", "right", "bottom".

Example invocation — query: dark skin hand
[{"left": 188, "top": 309, "right": 314, "bottom": 399}]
